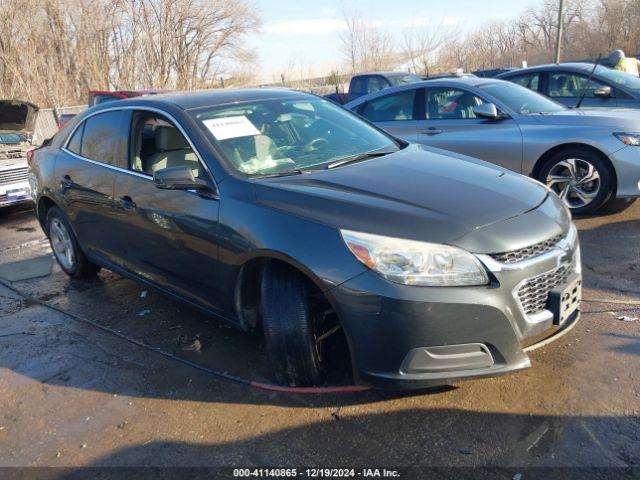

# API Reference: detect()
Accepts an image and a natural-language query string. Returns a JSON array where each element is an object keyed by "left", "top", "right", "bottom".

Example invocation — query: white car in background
[{"left": 0, "top": 100, "right": 38, "bottom": 208}]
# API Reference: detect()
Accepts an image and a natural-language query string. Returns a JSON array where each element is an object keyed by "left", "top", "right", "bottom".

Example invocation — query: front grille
[
  {"left": 492, "top": 234, "right": 564, "bottom": 264},
  {"left": 517, "top": 265, "right": 571, "bottom": 316},
  {"left": 0, "top": 167, "right": 29, "bottom": 187}
]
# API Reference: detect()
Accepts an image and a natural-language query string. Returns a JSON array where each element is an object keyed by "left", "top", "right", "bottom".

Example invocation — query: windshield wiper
[
  {"left": 253, "top": 169, "right": 306, "bottom": 179},
  {"left": 326, "top": 149, "right": 396, "bottom": 169}
]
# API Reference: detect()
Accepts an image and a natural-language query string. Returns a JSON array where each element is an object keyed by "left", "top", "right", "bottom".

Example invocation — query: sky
[{"left": 248, "top": 0, "right": 534, "bottom": 81}]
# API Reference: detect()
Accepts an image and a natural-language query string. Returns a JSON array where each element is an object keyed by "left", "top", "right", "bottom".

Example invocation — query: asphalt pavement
[{"left": 0, "top": 201, "right": 638, "bottom": 477}]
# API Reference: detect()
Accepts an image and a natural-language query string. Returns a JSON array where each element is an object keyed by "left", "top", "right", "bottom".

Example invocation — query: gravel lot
[{"left": 0, "top": 201, "right": 638, "bottom": 475}]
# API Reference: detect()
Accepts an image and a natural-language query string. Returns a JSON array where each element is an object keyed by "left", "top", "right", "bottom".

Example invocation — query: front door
[
  {"left": 416, "top": 87, "right": 524, "bottom": 172},
  {"left": 111, "top": 111, "right": 224, "bottom": 315}
]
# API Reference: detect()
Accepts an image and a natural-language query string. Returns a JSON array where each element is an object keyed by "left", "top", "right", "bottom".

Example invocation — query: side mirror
[
  {"left": 473, "top": 103, "right": 501, "bottom": 120},
  {"left": 594, "top": 85, "right": 612, "bottom": 98},
  {"left": 153, "top": 166, "right": 216, "bottom": 196}
]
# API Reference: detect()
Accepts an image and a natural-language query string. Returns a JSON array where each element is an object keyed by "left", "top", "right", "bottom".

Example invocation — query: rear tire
[
  {"left": 538, "top": 147, "right": 613, "bottom": 215},
  {"left": 46, "top": 206, "right": 100, "bottom": 278},
  {"left": 260, "top": 263, "right": 323, "bottom": 387}
]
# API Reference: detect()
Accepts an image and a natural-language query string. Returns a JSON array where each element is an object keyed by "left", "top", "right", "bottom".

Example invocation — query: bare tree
[
  {"left": 339, "top": 8, "right": 395, "bottom": 73},
  {"left": 0, "top": 0, "right": 260, "bottom": 107},
  {"left": 401, "top": 19, "right": 458, "bottom": 76}
]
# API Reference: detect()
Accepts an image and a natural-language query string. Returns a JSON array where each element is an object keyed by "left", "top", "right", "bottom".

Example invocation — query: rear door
[
  {"left": 111, "top": 110, "right": 225, "bottom": 315},
  {"left": 354, "top": 88, "right": 421, "bottom": 142},
  {"left": 546, "top": 71, "right": 617, "bottom": 108},
  {"left": 55, "top": 109, "right": 129, "bottom": 264},
  {"left": 415, "top": 86, "right": 524, "bottom": 171}
]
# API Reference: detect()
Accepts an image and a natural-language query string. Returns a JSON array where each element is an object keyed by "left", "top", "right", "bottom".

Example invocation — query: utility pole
[{"left": 554, "top": 0, "right": 565, "bottom": 64}]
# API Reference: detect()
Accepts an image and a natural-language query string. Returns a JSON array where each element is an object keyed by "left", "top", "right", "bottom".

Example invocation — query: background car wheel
[
  {"left": 46, "top": 206, "right": 100, "bottom": 278},
  {"left": 260, "top": 262, "right": 323, "bottom": 387},
  {"left": 538, "top": 148, "right": 613, "bottom": 214}
]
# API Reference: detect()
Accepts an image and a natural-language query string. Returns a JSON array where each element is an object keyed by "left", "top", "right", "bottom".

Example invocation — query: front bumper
[
  {"left": 611, "top": 146, "right": 640, "bottom": 198},
  {"left": 0, "top": 180, "right": 31, "bottom": 207},
  {"left": 329, "top": 227, "right": 581, "bottom": 390}
]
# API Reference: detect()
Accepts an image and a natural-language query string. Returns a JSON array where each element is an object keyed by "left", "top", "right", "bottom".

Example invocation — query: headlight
[
  {"left": 340, "top": 229, "right": 489, "bottom": 287},
  {"left": 613, "top": 132, "right": 640, "bottom": 146}
]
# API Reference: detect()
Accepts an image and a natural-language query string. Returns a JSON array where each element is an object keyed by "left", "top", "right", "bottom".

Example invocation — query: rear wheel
[
  {"left": 260, "top": 263, "right": 324, "bottom": 387},
  {"left": 538, "top": 148, "right": 613, "bottom": 214},
  {"left": 46, "top": 207, "right": 100, "bottom": 278}
]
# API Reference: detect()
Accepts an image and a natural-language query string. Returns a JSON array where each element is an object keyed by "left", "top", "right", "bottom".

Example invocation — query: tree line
[
  {"left": 2, "top": 0, "right": 640, "bottom": 107},
  {"left": 340, "top": 0, "right": 640, "bottom": 76},
  {"left": 0, "top": 0, "right": 259, "bottom": 107}
]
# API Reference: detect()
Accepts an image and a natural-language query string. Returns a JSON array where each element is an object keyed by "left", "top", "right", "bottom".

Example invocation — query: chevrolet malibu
[{"left": 29, "top": 89, "right": 581, "bottom": 389}]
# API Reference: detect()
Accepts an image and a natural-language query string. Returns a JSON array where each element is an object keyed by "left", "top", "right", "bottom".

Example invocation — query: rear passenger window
[
  {"left": 66, "top": 122, "right": 84, "bottom": 155},
  {"left": 508, "top": 73, "right": 540, "bottom": 92},
  {"left": 358, "top": 90, "right": 416, "bottom": 122},
  {"left": 77, "top": 110, "right": 127, "bottom": 167}
]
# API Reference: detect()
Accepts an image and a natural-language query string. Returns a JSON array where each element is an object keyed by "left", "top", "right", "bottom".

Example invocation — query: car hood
[
  {"left": 531, "top": 107, "right": 640, "bottom": 130},
  {"left": 0, "top": 99, "right": 38, "bottom": 133},
  {"left": 254, "top": 144, "right": 565, "bottom": 252}
]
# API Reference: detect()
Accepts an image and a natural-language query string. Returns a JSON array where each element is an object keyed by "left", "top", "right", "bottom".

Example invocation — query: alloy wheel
[
  {"left": 546, "top": 158, "right": 600, "bottom": 209},
  {"left": 50, "top": 218, "right": 76, "bottom": 271}
]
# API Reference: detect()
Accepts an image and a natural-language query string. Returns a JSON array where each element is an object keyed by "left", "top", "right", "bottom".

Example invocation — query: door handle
[
  {"left": 420, "top": 128, "right": 443, "bottom": 136},
  {"left": 118, "top": 195, "right": 136, "bottom": 210}
]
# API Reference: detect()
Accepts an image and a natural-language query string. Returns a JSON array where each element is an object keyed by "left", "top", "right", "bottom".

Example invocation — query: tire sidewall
[
  {"left": 539, "top": 148, "right": 613, "bottom": 215},
  {"left": 260, "top": 264, "right": 323, "bottom": 387},
  {"left": 46, "top": 207, "right": 82, "bottom": 276}
]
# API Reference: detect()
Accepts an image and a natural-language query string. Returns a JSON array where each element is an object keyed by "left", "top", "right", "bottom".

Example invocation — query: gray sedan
[
  {"left": 497, "top": 62, "right": 640, "bottom": 109},
  {"left": 345, "top": 77, "right": 640, "bottom": 213}
]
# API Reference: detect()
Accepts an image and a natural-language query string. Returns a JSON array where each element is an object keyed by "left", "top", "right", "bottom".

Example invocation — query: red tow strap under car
[{"left": 0, "top": 281, "right": 371, "bottom": 395}]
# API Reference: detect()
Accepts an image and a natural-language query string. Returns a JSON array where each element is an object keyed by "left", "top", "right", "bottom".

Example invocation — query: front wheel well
[
  {"left": 235, "top": 257, "right": 355, "bottom": 383},
  {"left": 531, "top": 143, "right": 617, "bottom": 193}
]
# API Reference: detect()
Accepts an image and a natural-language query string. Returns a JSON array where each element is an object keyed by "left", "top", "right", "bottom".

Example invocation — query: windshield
[
  {"left": 0, "top": 132, "right": 22, "bottom": 144},
  {"left": 479, "top": 81, "right": 567, "bottom": 114},
  {"left": 192, "top": 97, "right": 398, "bottom": 176},
  {"left": 594, "top": 65, "right": 640, "bottom": 91},
  {"left": 388, "top": 74, "right": 422, "bottom": 86}
]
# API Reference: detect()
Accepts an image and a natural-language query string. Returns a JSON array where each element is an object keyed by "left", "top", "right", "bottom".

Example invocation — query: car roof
[
  {"left": 498, "top": 62, "right": 598, "bottom": 77},
  {"left": 356, "top": 71, "right": 418, "bottom": 77},
  {"left": 87, "top": 88, "right": 314, "bottom": 112}
]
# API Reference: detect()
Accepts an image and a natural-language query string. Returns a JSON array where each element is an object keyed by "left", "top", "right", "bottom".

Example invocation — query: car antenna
[{"left": 575, "top": 54, "right": 602, "bottom": 109}]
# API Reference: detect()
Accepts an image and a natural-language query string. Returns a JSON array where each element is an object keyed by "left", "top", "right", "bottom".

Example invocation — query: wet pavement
[{"left": 0, "top": 202, "right": 638, "bottom": 475}]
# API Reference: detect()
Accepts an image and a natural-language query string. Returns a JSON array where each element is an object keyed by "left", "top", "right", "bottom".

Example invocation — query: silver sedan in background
[{"left": 345, "top": 78, "right": 640, "bottom": 214}]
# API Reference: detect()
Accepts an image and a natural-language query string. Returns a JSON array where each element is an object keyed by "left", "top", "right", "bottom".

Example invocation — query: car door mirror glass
[
  {"left": 594, "top": 85, "right": 612, "bottom": 98},
  {"left": 153, "top": 166, "right": 216, "bottom": 195},
  {"left": 472, "top": 103, "right": 499, "bottom": 120}
]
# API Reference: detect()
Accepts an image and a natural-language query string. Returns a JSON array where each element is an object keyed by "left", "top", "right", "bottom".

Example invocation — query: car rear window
[{"left": 72, "top": 110, "right": 127, "bottom": 167}]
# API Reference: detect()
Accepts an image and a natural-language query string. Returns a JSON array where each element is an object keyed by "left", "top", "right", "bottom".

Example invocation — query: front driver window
[
  {"left": 548, "top": 73, "right": 607, "bottom": 98},
  {"left": 129, "top": 112, "right": 203, "bottom": 178},
  {"left": 425, "top": 88, "right": 484, "bottom": 119}
]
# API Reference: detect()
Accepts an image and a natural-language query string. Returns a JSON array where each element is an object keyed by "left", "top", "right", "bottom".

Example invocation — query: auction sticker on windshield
[{"left": 203, "top": 116, "right": 261, "bottom": 141}]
